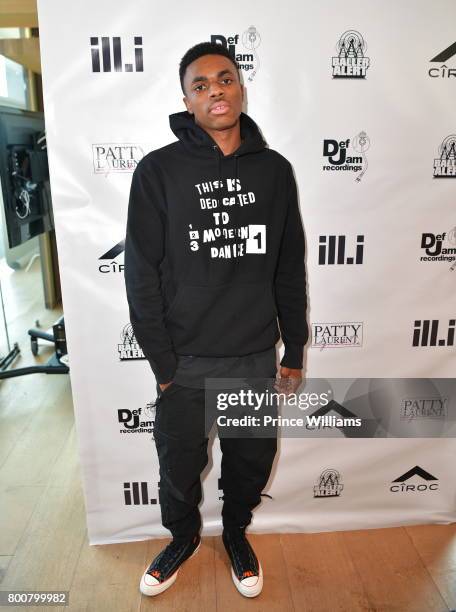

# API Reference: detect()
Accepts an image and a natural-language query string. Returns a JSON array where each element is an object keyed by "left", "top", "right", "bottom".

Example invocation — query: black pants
[{"left": 153, "top": 381, "right": 278, "bottom": 540}]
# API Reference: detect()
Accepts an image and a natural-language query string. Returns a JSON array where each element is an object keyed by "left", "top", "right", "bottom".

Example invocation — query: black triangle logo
[
  {"left": 430, "top": 41, "right": 456, "bottom": 63},
  {"left": 99, "top": 239, "right": 125, "bottom": 260},
  {"left": 392, "top": 465, "right": 438, "bottom": 483},
  {"left": 310, "top": 399, "right": 358, "bottom": 419}
]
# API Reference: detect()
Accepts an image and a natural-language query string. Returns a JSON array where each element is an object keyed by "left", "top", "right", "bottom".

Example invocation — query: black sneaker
[
  {"left": 222, "top": 527, "right": 263, "bottom": 597},
  {"left": 139, "top": 534, "right": 201, "bottom": 596}
]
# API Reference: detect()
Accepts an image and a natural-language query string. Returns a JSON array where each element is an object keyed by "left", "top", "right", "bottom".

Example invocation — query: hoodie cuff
[
  {"left": 148, "top": 350, "right": 178, "bottom": 384},
  {"left": 280, "top": 343, "right": 304, "bottom": 370}
]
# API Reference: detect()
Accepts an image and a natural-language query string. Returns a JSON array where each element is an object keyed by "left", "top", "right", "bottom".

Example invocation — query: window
[{"left": 0, "top": 28, "right": 30, "bottom": 109}]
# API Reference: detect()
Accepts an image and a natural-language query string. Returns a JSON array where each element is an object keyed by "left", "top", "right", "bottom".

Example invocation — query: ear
[
  {"left": 183, "top": 96, "right": 193, "bottom": 114},
  {"left": 240, "top": 83, "right": 245, "bottom": 103}
]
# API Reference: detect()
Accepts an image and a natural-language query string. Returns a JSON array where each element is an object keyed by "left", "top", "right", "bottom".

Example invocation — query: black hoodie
[{"left": 124, "top": 111, "right": 308, "bottom": 384}]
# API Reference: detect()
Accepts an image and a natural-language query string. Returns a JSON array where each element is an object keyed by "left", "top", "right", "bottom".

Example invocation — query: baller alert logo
[
  {"left": 118, "top": 324, "right": 145, "bottom": 360},
  {"left": 313, "top": 469, "right": 344, "bottom": 497},
  {"left": 433, "top": 135, "right": 456, "bottom": 177},
  {"left": 211, "top": 26, "right": 261, "bottom": 82},
  {"left": 90, "top": 36, "right": 143, "bottom": 72},
  {"left": 332, "top": 30, "right": 370, "bottom": 78}
]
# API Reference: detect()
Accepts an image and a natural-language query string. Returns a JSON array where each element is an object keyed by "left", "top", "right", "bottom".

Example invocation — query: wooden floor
[{"left": 1, "top": 260, "right": 456, "bottom": 611}]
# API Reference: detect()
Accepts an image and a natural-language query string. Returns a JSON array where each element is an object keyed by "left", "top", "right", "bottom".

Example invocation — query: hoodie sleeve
[
  {"left": 274, "top": 162, "right": 309, "bottom": 370},
  {"left": 124, "top": 159, "right": 177, "bottom": 384}
]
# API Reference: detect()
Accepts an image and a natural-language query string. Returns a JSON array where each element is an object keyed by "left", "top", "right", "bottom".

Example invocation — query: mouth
[{"left": 209, "top": 102, "right": 230, "bottom": 115}]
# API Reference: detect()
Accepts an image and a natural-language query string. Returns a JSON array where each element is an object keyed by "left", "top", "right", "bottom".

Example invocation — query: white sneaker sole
[
  {"left": 139, "top": 541, "right": 201, "bottom": 597},
  {"left": 231, "top": 562, "right": 263, "bottom": 598}
]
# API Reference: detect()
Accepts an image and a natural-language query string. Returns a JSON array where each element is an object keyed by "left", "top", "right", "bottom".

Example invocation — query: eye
[
  {"left": 193, "top": 83, "right": 207, "bottom": 92},
  {"left": 221, "top": 78, "right": 233, "bottom": 85}
]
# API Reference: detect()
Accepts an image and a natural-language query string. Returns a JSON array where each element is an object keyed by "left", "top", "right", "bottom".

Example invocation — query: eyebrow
[{"left": 191, "top": 69, "right": 234, "bottom": 84}]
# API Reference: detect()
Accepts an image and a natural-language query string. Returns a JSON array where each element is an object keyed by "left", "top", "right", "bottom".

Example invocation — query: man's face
[{"left": 183, "top": 54, "right": 244, "bottom": 133}]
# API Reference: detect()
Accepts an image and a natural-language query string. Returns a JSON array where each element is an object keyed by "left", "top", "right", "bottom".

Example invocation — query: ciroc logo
[
  {"left": 98, "top": 240, "right": 124, "bottom": 274},
  {"left": 428, "top": 41, "right": 456, "bottom": 78},
  {"left": 390, "top": 466, "right": 439, "bottom": 492}
]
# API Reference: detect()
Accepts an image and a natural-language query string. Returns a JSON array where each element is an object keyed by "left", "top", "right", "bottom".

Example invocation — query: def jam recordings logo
[
  {"left": 323, "top": 132, "right": 370, "bottom": 181},
  {"left": 90, "top": 36, "right": 143, "bottom": 73},
  {"left": 429, "top": 41, "right": 456, "bottom": 78},
  {"left": 433, "top": 135, "right": 456, "bottom": 177},
  {"left": 420, "top": 228, "right": 456, "bottom": 265},
  {"left": 98, "top": 239, "right": 124, "bottom": 274},
  {"left": 400, "top": 398, "right": 448, "bottom": 421},
  {"left": 118, "top": 324, "right": 145, "bottom": 361},
  {"left": 313, "top": 469, "right": 344, "bottom": 497},
  {"left": 123, "top": 481, "right": 158, "bottom": 505},
  {"left": 92, "top": 144, "right": 144, "bottom": 174},
  {"left": 332, "top": 30, "right": 370, "bottom": 78},
  {"left": 211, "top": 26, "right": 261, "bottom": 82},
  {"left": 390, "top": 466, "right": 439, "bottom": 493},
  {"left": 118, "top": 402, "right": 154, "bottom": 434},
  {"left": 312, "top": 322, "right": 363, "bottom": 349}
]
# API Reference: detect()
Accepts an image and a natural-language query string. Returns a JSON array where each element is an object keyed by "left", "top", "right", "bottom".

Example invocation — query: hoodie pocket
[{"left": 165, "top": 281, "right": 279, "bottom": 355}]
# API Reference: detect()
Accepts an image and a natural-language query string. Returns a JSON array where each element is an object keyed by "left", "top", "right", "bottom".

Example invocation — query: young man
[{"left": 124, "top": 41, "right": 308, "bottom": 598}]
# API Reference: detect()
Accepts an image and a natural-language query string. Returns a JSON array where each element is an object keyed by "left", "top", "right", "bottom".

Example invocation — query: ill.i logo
[{"left": 90, "top": 36, "right": 144, "bottom": 72}]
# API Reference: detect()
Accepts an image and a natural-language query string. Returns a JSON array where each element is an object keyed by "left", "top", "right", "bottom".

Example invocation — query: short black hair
[{"left": 179, "top": 41, "right": 239, "bottom": 94}]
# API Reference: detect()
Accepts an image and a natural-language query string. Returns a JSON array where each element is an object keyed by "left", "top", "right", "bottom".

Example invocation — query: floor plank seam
[{"left": 403, "top": 526, "right": 451, "bottom": 612}]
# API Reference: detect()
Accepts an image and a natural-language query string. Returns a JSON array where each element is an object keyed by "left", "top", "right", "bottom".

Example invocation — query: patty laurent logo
[
  {"left": 90, "top": 36, "right": 143, "bottom": 72},
  {"left": 92, "top": 144, "right": 144, "bottom": 174},
  {"left": 433, "top": 135, "right": 456, "bottom": 177},
  {"left": 323, "top": 132, "right": 370, "bottom": 181},
  {"left": 118, "top": 324, "right": 145, "bottom": 360},
  {"left": 429, "top": 41, "right": 456, "bottom": 78},
  {"left": 312, "top": 322, "right": 363, "bottom": 349},
  {"left": 211, "top": 26, "right": 261, "bottom": 82},
  {"left": 332, "top": 30, "right": 370, "bottom": 78},
  {"left": 313, "top": 468, "right": 344, "bottom": 497},
  {"left": 400, "top": 397, "right": 448, "bottom": 421},
  {"left": 390, "top": 466, "right": 439, "bottom": 492},
  {"left": 98, "top": 240, "right": 124, "bottom": 273}
]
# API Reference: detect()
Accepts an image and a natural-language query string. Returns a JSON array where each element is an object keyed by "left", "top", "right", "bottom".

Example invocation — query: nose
[{"left": 208, "top": 80, "right": 223, "bottom": 98}]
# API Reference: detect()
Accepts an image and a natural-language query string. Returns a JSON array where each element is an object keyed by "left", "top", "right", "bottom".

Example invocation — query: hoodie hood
[{"left": 169, "top": 110, "right": 266, "bottom": 157}]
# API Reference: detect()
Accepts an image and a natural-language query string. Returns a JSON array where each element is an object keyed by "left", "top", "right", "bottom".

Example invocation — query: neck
[{"left": 197, "top": 117, "right": 242, "bottom": 156}]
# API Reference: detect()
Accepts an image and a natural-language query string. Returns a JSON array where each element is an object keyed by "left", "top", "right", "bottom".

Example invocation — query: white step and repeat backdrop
[{"left": 37, "top": 0, "right": 456, "bottom": 544}]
